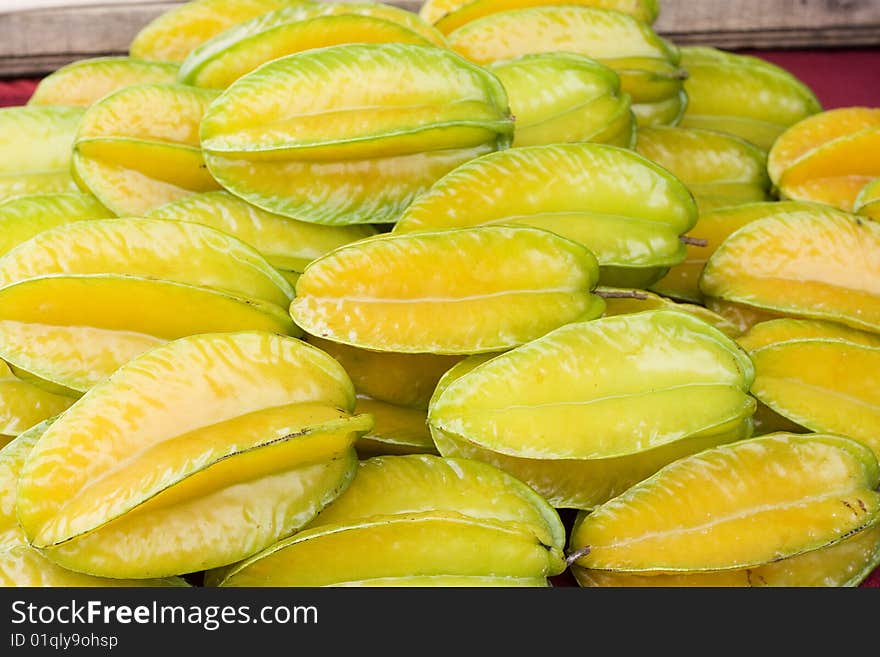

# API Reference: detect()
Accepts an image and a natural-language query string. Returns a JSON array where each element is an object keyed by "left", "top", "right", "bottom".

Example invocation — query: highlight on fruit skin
[
  {"left": 855, "top": 177, "right": 880, "bottom": 219},
  {"left": 147, "top": 190, "right": 376, "bottom": 279},
  {"left": 574, "top": 523, "right": 880, "bottom": 587},
  {"left": 568, "top": 432, "right": 880, "bottom": 577},
  {"left": 129, "top": 0, "right": 309, "bottom": 62},
  {"left": 395, "top": 142, "right": 698, "bottom": 288},
  {"left": 427, "top": 309, "right": 756, "bottom": 509},
  {"left": 0, "top": 192, "right": 113, "bottom": 259},
  {"left": 420, "top": 0, "right": 660, "bottom": 35},
  {"left": 488, "top": 53, "right": 636, "bottom": 148},
  {"left": 14, "top": 331, "right": 372, "bottom": 579},
  {"left": 290, "top": 225, "right": 604, "bottom": 355},
  {"left": 0, "top": 106, "right": 84, "bottom": 202},
  {"left": 678, "top": 46, "right": 822, "bottom": 151},
  {"left": 767, "top": 106, "right": 880, "bottom": 212},
  {"left": 737, "top": 318, "right": 880, "bottom": 460},
  {"left": 27, "top": 56, "right": 180, "bottom": 107},
  {"left": 200, "top": 42, "right": 514, "bottom": 225},
  {"left": 0, "top": 420, "right": 189, "bottom": 587},
  {"left": 650, "top": 200, "right": 834, "bottom": 304},
  {"left": 699, "top": 206, "right": 880, "bottom": 334},
  {"left": 0, "top": 217, "right": 298, "bottom": 395},
  {"left": 446, "top": 5, "right": 686, "bottom": 126},
  {"left": 72, "top": 82, "right": 222, "bottom": 216},
  {"left": 179, "top": 2, "right": 447, "bottom": 88},
  {"left": 206, "top": 453, "right": 566, "bottom": 587},
  {"left": 597, "top": 287, "right": 741, "bottom": 337},
  {"left": 635, "top": 125, "right": 772, "bottom": 213}
]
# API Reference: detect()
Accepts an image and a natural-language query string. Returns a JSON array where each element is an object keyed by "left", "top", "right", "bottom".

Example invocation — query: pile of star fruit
[{"left": 0, "top": 0, "right": 878, "bottom": 588}]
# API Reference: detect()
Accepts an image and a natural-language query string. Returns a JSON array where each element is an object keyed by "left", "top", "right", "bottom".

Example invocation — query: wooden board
[{"left": 1, "top": 0, "right": 879, "bottom": 77}]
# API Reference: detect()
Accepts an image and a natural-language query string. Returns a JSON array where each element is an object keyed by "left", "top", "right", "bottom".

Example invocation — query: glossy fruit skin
[
  {"left": 678, "top": 46, "right": 822, "bottom": 151},
  {"left": 149, "top": 190, "right": 375, "bottom": 279},
  {"left": 421, "top": 0, "right": 660, "bottom": 34},
  {"left": 129, "top": 0, "right": 309, "bottom": 62},
  {"left": 635, "top": 126, "right": 771, "bottom": 213},
  {"left": 395, "top": 142, "right": 697, "bottom": 288},
  {"left": 488, "top": 53, "right": 636, "bottom": 148},
  {"left": 736, "top": 319, "right": 880, "bottom": 460},
  {"left": 573, "top": 523, "right": 880, "bottom": 587},
  {"left": 0, "top": 192, "right": 113, "bottom": 259},
  {"left": 428, "top": 309, "right": 755, "bottom": 508},
  {"left": 446, "top": 5, "right": 686, "bottom": 126},
  {"left": 650, "top": 200, "right": 828, "bottom": 304},
  {"left": 598, "top": 287, "right": 741, "bottom": 337},
  {"left": 15, "top": 332, "right": 371, "bottom": 578},
  {"left": 0, "top": 361, "right": 73, "bottom": 439},
  {"left": 180, "top": 2, "right": 447, "bottom": 88},
  {"left": 291, "top": 225, "right": 604, "bottom": 354},
  {"left": 28, "top": 57, "right": 180, "bottom": 107},
  {"left": 207, "top": 454, "right": 566, "bottom": 586},
  {"left": 768, "top": 107, "right": 880, "bottom": 212},
  {"left": 0, "top": 420, "right": 191, "bottom": 587},
  {"left": 855, "top": 178, "right": 880, "bottom": 219},
  {"left": 0, "top": 275, "right": 297, "bottom": 396},
  {"left": 200, "top": 42, "right": 513, "bottom": 225},
  {"left": 700, "top": 207, "right": 880, "bottom": 334},
  {"left": 0, "top": 216, "right": 297, "bottom": 395},
  {"left": 568, "top": 433, "right": 880, "bottom": 573},
  {"left": 72, "top": 83, "right": 221, "bottom": 216},
  {"left": 0, "top": 217, "right": 293, "bottom": 308},
  {"left": 0, "top": 106, "right": 84, "bottom": 202}
]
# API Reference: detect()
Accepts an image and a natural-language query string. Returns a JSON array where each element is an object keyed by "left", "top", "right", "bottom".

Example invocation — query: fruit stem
[
  {"left": 595, "top": 290, "right": 649, "bottom": 300},
  {"left": 680, "top": 235, "right": 708, "bottom": 247},
  {"left": 565, "top": 545, "right": 591, "bottom": 567}
]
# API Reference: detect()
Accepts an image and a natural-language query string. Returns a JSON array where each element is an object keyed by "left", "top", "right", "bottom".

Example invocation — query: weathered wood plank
[{"left": 0, "top": 0, "right": 878, "bottom": 77}]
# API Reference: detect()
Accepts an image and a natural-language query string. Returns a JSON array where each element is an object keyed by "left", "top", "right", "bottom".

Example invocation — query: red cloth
[{"left": 1, "top": 50, "right": 879, "bottom": 588}]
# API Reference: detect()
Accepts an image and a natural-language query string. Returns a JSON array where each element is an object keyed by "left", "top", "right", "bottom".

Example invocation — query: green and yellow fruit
[
  {"left": 420, "top": 0, "right": 660, "bottom": 34},
  {"left": 179, "top": 2, "right": 446, "bottom": 89},
  {"left": 635, "top": 126, "right": 771, "bottom": 212},
  {"left": 700, "top": 207, "right": 880, "bottom": 334},
  {"left": 129, "top": 0, "right": 309, "bottom": 62},
  {"left": 15, "top": 332, "right": 371, "bottom": 579},
  {"left": 291, "top": 225, "right": 603, "bottom": 354},
  {"left": 395, "top": 143, "right": 698, "bottom": 288},
  {"left": 306, "top": 336, "right": 461, "bottom": 456},
  {"left": 147, "top": 190, "right": 376, "bottom": 280},
  {"left": 678, "top": 46, "right": 822, "bottom": 151},
  {"left": 73, "top": 83, "right": 221, "bottom": 216},
  {"left": 0, "top": 217, "right": 297, "bottom": 395},
  {"left": 428, "top": 309, "right": 756, "bottom": 509},
  {"left": 0, "top": 421, "right": 190, "bottom": 587},
  {"left": 0, "top": 362, "right": 73, "bottom": 444},
  {"left": 447, "top": 6, "right": 686, "bottom": 126},
  {"left": 574, "top": 523, "right": 880, "bottom": 587},
  {"left": 0, "top": 106, "right": 83, "bottom": 201},
  {"left": 201, "top": 42, "right": 512, "bottom": 225},
  {"left": 28, "top": 57, "right": 179, "bottom": 107},
  {"left": 208, "top": 454, "right": 565, "bottom": 586},
  {"left": 651, "top": 200, "right": 829, "bottom": 304},
  {"left": 488, "top": 53, "right": 635, "bottom": 148},
  {"left": 568, "top": 433, "right": 880, "bottom": 575},
  {"left": 737, "top": 318, "right": 880, "bottom": 459},
  {"left": 856, "top": 178, "right": 880, "bottom": 219},
  {"left": 598, "top": 287, "right": 740, "bottom": 337},
  {"left": 0, "top": 192, "right": 113, "bottom": 258},
  {"left": 768, "top": 106, "right": 880, "bottom": 211}
]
